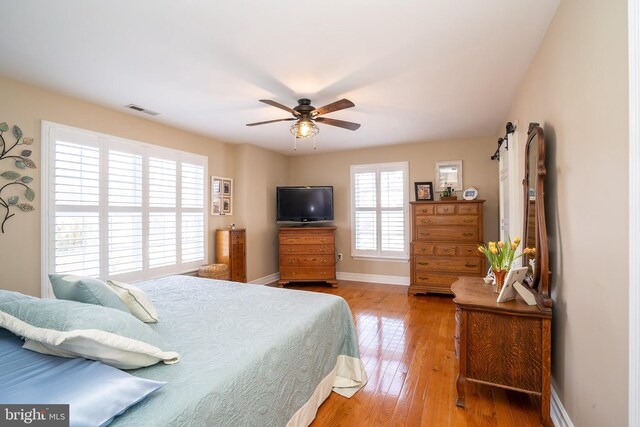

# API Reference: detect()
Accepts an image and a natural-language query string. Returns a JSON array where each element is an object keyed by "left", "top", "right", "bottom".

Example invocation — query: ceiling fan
[{"left": 246, "top": 98, "right": 360, "bottom": 147}]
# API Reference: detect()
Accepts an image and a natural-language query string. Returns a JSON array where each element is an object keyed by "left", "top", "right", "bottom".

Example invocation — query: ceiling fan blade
[
  {"left": 312, "top": 99, "right": 355, "bottom": 116},
  {"left": 246, "top": 118, "right": 296, "bottom": 127},
  {"left": 259, "top": 99, "right": 299, "bottom": 115},
  {"left": 315, "top": 117, "right": 361, "bottom": 131}
]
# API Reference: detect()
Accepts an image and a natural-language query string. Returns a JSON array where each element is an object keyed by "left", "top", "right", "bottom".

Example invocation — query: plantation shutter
[
  {"left": 351, "top": 162, "right": 408, "bottom": 259},
  {"left": 43, "top": 122, "right": 207, "bottom": 293}
]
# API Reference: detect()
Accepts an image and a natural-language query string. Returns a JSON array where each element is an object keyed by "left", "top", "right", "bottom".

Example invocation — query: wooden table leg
[{"left": 456, "top": 373, "right": 466, "bottom": 407}]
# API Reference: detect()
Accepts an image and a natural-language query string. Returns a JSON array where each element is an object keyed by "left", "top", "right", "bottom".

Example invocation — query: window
[
  {"left": 350, "top": 162, "right": 409, "bottom": 260},
  {"left": 42, "top": 121, "right": 207, "bottom": 295}
]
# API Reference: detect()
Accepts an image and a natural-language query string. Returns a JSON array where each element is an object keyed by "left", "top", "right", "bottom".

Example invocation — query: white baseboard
[
  {"left": 551, "top": 385, "right": 574, "bottom": 427},
  {"left": 249, "top": 272, "right": 280, "bottom": 285},
  {"left": 336, "top": 272, "right": 409, "bottom": 286}
]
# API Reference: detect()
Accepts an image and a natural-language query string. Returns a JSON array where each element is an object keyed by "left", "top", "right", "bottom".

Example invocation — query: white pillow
[
  {"left": 0, "top": 299, "right": 178, "bottom": 370},
  {"left": 107, "top": 280, "right": 158, "bottom": 323}
]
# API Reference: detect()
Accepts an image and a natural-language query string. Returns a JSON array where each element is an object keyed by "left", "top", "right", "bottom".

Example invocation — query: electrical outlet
[{"left": 337, "top": 253, "right": 343, "bottom": 261}]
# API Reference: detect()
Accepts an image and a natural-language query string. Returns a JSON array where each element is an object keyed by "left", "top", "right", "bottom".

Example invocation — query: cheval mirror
[{"left": 522, "top": 122, "right": 552, "bottom": 310}]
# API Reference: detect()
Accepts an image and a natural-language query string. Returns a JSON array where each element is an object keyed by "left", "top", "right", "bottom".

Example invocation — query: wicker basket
[{"left": 197, "top": 263, "right": 230, "bottom": 280}]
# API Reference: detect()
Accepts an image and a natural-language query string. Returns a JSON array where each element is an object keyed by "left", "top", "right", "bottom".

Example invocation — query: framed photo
[
  {"left": 211, "top": 176, "right": 232, "bottom": 216},
  {"left": 222, "top": 179, "right": 232, "bottom": 196},
  {"left": 414, "top": 182, "right": 434, "bottom": 201},
  {"left": 222, "top": 197, "right": 232, "bottom": 214},
  {"left": 434, "top": 160, "right": 463, "bottom": 191},
  {"left": 463, "top": 186, "right": 479, "bottom": 200},
  {"left": 211, "top": 198, "right": 221, "bottom": 215}
]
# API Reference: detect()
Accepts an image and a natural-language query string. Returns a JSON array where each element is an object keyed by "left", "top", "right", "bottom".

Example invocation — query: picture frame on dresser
[{"left": 414, "top": 182, "right": 434, "bottom": 201}]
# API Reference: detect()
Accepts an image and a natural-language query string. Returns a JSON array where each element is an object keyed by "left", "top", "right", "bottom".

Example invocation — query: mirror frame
[{"left": 522, "top": 123, "right": 551, "bottom": 310}]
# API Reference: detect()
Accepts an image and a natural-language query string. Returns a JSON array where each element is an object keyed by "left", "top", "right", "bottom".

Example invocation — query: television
[{"left": 276, "top": 186, "right": 334, "bottom": 223}]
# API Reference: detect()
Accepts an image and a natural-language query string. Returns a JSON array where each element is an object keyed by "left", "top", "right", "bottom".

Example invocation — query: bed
[{"left": 22, "top": 275, "right": 367, "bottom": 426}]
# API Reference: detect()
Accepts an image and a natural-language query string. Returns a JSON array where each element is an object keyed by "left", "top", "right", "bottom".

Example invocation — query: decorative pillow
[
  {"left": 0, "top": 333, "right": 165, "bottom": 427},
  {"left": 107, "top": 280, "right": 158, "bottom": 323},
  {"left": 0, "top": 298, "right": 180, "bottom": 369},
  {"left": 49, "top": 274, "right": 130, "bottom": 313},
  {"left": 0, "top": 289, "right": 36, "bottom": 304}
]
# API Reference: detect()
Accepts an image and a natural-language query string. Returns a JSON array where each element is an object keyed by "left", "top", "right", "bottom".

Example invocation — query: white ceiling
[{"left": 0, "top": 0, "right": 558, "bottom": 155}]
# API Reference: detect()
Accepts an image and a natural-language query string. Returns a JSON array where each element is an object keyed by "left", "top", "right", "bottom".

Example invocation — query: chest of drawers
[
  {"left": 278, "top": 226, "right": 337, "bottom": 287},
  {"left": 409, "top": 200, "right": 485, "bottom": 295},
  {"left": 215, "top": 228, "right": 246, "bottom": 282}
]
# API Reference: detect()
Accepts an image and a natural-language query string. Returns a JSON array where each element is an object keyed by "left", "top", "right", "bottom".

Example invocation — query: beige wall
[
  {"left": 0, "top": 76, "right": 235, "bottom": 296},
  {"left": 234, "top": 144, "right": 288, "bottom": 281},
  {"left": 504, "top": 0, "right": 628, "bottom": 425},
  {"left": 288, "top": 137, "right": 499, "bottom": 278}
]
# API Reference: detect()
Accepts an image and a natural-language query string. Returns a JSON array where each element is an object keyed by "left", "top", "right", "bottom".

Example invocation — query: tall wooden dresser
[
  {"left": 409, "top": 200, "right": 485, "bottom": 295},
  {"left": 278, "top": 226, "right": 337, "bottom": 287},
  {"left": 215, "top": 228, "right": 246, "bottom": 282}
]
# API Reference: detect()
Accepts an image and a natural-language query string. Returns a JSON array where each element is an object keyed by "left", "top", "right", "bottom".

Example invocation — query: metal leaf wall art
[{"left": 0, "top": 122, "right": 36, "bottom": 233}]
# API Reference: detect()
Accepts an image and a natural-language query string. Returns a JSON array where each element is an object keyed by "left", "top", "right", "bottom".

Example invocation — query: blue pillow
[
  {"left": 0, "top": 298, "right": 179, "bottom": 369},
  {"left": 49, "top": 274, "right": 130, "bottom": 313},
  {"left": 0, "top": 333, "right": 165, "bottom": 427},
  {"left": 0, "top": 289, "right": 36, "bottom": 304}
]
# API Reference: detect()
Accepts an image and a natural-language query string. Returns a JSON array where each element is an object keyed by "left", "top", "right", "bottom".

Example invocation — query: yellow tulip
[
  {"left": 489, "top": 241, "right": 496, "bottom": 247},
  {"left": 514, "top": 237, "right": 521, "bottom": 245},
  {"left": 490, "top": 247, "right": 498, "bottom": 254},
  {"left": 497, "top": 241, "right": 504, "bottom": 248},
  {"left": 477, "top": 246, "right": 484, "bottom": 253},
  {"left": 511, "top": 243, "right": 517, "bottom": 250}
]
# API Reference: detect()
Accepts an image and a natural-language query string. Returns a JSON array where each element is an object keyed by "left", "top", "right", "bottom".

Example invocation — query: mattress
[{"left": 110, "top": 276, "right": 367, "bottom": 427}]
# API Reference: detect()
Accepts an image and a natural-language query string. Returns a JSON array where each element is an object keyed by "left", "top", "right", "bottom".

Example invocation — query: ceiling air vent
[{"left": 125, "top": 104, "right": 160, "bottom": 116}]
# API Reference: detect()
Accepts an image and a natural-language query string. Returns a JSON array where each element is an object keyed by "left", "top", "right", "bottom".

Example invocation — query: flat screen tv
[{"left": 276, "top": 186, "right": 333, "bottom": 223}]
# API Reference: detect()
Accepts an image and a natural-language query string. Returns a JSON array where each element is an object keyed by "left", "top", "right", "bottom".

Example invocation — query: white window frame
[
  {"left": 40, "top": 121, "right": 208, "bottom": 297},
  {"left": 350, "top": 161, "right": 409, "bottom": 261}
]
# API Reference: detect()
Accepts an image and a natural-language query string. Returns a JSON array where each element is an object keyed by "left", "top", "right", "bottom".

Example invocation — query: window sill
[{"left": 351, "top": 256, "right": 409, "bottom": 263}]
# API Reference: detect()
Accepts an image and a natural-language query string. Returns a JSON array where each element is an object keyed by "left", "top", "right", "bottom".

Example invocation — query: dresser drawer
[
  {"left": 279, "top": 244, "right": 334, "bottom": 255},
  {"left": 414, "top": 256, "right": 483, "bottom": 274},
  {"left": 280, "top": 266, "right": 336, "bottom": 280},
  {"left": 415, "top": 226, "right": 478, "bottom": 242},
  {"left": 457, "top": 244, "right": 481, "bottom": 257},
  {"left": 279, "top": 234, "right": 334, "bottom": 245},
  {"left": 457, "top": 204, "right": 479, "bottom": 215},
  {"left": 280, "top": 254, "right": 334, "bottom": 267},
  {"left": 231, "top": 231, "right": 245, "bottom": 243},
  {"left": 415, "top": 215, "right": 478, "bottom": 227},
  {"left": 436, "top": 204, "right": 457, "bottom": 215},
  {"left": 413, "top": 204, "right": 435, "bottom": 215},
  {"left": 413, "top": 273, "right": 460, "bottom": 286}
]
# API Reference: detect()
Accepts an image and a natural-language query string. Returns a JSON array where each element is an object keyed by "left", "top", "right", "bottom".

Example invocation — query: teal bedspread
[{"left": 110, "top": 276, "right": 366, "bottom": 427}]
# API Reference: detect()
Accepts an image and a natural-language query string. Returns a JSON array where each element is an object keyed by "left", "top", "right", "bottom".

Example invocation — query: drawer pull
[
  {"left": 421, "top": 209, "right": 429, "bottom": 213},
  {"left": 418, "top": 262, "right": 429, "bottom": 266},
  {"left": 465, "top": 263, "right": 476, "bottom": 268},
  {"left": 288, "top": 248, "right": 294, "bottom": 252},
  {"left": 462, "top": 233, "right": 473, "bottom": 237},
  {"left": 463, "top": 219, "right": 473, "bottom": 223},
  {"left": 420, "top": 232, "right": 430, "bottom": 236},
  {"left": 321, "top": 239, "right": 326, "bottom": 242},
  {"left": 418, "top": 276, "right": 429, "bottom": 280}
]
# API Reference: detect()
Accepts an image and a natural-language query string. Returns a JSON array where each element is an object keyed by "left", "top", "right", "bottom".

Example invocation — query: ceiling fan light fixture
[{"left": 290, "top": 119, "right": 319, "bottom": 139}]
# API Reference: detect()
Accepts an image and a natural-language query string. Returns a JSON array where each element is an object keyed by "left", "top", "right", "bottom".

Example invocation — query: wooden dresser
[
  {"left": 278, "top": 226, "right": 337, "bottom": 287},
  {"left": 215, "top": 228, "right": 246, "bottom": 282},
  {"left": 409, "top": 200, "right": 485, "bottom": 295},
  {"left": 452, "top": 276, "right": 552, "bottom": 426}
]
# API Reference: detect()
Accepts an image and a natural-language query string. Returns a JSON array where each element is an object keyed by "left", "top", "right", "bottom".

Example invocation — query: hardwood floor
[{"left": 274, "top": 280, "right": 544, "bottom": 427}]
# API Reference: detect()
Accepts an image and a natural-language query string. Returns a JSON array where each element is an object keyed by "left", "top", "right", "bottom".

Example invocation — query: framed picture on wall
[
  {"left": 414, "top": 182, "right": 434, "bottom": 201},
  {"left": 211, "top": 176, "right": 232, "bottom": 215}
]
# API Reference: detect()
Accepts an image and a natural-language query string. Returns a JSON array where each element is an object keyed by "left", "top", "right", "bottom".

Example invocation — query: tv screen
[{"left": 276, "top": 186, "right": 333, "bottom": 223}]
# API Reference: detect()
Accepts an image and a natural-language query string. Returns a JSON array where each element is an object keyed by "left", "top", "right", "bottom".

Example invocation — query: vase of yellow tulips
[{"left": 477, "top": 237, "right": 535, "bottom": 293}]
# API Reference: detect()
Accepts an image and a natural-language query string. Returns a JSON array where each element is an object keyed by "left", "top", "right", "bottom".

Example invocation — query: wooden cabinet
[
  {"left": 409, "top": 200, "right": 485, "bottom": 295},
  {"left": 215, "top": 228, "right": 246, "bottom": 282},
  {"left": 452, "top": 276, "right": 552, "bottom": 427},
  {"left": 278, "top": 227, "right": 337, "bottom": 287}
]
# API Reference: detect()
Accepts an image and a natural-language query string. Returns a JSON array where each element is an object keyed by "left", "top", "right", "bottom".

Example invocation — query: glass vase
[{"left": 492, "top": 268, "right": 507, "bottom": 293}]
